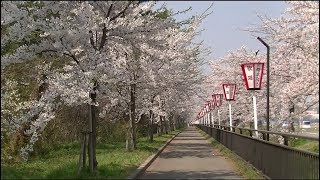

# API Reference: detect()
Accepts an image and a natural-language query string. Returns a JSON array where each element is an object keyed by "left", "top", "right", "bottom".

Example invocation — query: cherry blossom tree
[
  {"left": 1, "top": 1, "right": 172, "bottom": 165},
  {"left": 1, "top": 1, "right": 211, "bottom": 172}
]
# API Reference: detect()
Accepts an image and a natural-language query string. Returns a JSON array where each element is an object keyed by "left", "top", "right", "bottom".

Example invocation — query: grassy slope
[
  {"left": 1, "top": 130, "right": 180, "bottom": 179},
  {"left": 289, "top": 138, "right": 319, "bottom": 153}
]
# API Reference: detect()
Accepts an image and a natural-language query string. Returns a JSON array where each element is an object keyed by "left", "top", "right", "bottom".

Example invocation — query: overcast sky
[{"left": 155, "top": 1, "right": 288, "bottom": 73}]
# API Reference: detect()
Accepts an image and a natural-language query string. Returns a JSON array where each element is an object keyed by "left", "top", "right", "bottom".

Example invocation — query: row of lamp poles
[{"left": 196, "top": 61, "right": 265, "bottom": 138}]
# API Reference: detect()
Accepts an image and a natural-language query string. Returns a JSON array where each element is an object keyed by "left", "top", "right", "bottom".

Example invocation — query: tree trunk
[
  {"left": 164, "top": 116, "right": 168, "bottom": 134},
  {"left": 125, "top": 121, "right": 134, "bottom": 151},
  {"left": 168, "top": 115, "right": 172, "bottom": 132},
  {"left": 148, "top": 109, "right": 154, "bottom": 143},
  {"left": 173, "top": 114, "right": 176, "bottom": 131},
  {"left": 131, "top": 84, "right": 136, "bottom": 149},
  {"left": 156, "top": 123, "right": 160, "bottom": 136},
  {"left": 159, "top": 116, "right": 163, "bottom": 135},
  {"left": 126, "top": 83, "right": 136, "bottom": 151},
  {"left": 88, "top": 88, "right": 98, "bottom": 174}
]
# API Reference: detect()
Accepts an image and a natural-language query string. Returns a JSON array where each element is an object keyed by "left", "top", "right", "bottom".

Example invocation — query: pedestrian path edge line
[{"left": 127, "top": 131, "right": 182, "bottom": 180}]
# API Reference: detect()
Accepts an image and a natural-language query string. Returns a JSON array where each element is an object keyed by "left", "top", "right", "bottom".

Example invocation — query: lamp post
[
  {"left": 210, "top": 97, "right": 215, "bottom": 126},
  {"left": 213, "top": 93, "right": 223, "bottom": 126},
  {"left": 208, "top": 103, "right": 211, "bottom": 126},
  {"left": 207, "top": 100, "right": 213, "bottom": 126},
  {"left": 200, "top": 110, "right": 203, "bottom": 125},
  {"left": 204, "top": 103, "right": 209, "bottom": 125},
  {"left": 222, "top": 83, "right": 237, "bottom": 131},
  {"left": 241, "top": 62, "right": 265, "bottom": 138},
  {"left": 201, "top": 109, "right": 204, "bottom": 125},
  {"left": 257, "top": 37, "right": 270, "bottom": 141}
]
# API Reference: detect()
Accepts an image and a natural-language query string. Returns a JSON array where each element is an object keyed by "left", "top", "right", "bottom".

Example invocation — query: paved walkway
[{"left": 139, "top": 126, "right": 242, "bottom": 179}]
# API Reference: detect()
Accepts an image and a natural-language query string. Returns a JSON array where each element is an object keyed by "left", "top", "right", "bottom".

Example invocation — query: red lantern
[
  {"left": 213, "top": 94, "right": 223, "bottom": 107},
  {"left": 205, "top": 102, "right": 210, "bottom": 113},
  {"left": 241, "top": 62, "right": 265, "bottom": 90},
  {"left": 207, "top": 100, "right": 213, "bottom": 110},
  {"left": 212, "top": 94, "right": 216, "bottom": 107},
  {"left": 222, "top": 83, "right": 236, "bottom": 101}
]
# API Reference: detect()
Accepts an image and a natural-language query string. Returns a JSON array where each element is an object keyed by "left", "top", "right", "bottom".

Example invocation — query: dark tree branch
[
  {"left": 110, "top": 2, "right": 132, "bottom": 22},
  {"left": 64, "top": 53, "right": 85, "bottom": 72},
  {"left": 98, "top": 24, "right": 107, "bottom": 51},
  {"left": 106, "top": 4, "right": 113, "bottom": 18},
  {"left": 39, "top": 49, "right": 85, "bottom": 72},
  {"left": 89, "top": 30, "right": 97, "bottom": 50},
  {"left": 98, "top": 2, "right": 132, "bottom": 51}
]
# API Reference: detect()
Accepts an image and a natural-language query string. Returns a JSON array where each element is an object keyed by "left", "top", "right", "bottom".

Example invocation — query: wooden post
[
  {"left": 283, "top": 136, "right": 289, "bottom": 146},
  {"left": 78, "top": 132, "right": 87, "bottom": 175},
  {"left": 88, "top": 87, "right": 98, "bottom": 174},
  {"left": 88, "top": 104, "right": 94, "bottom": 174}
]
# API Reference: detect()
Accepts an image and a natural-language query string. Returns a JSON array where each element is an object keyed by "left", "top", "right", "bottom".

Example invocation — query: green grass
[
  {"left": 289, "top": 138, "right": 319, "bottom": 153},
  {"left": 1, "top": 130, "right": 181, "bottom": 179},
  {"left": 196, "top": 128, "right": 266, "bottom": 180}
]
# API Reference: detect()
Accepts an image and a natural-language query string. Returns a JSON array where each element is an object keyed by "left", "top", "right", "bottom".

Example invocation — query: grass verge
[
  {"left": 1, "top": 130, "right": 181, "bottom": 179},
  {"left": 289, "top": 138, "right": 319, "bottom": 153},
  {"left": 196, "top": 127, "right": 266, "bottom": 180}
]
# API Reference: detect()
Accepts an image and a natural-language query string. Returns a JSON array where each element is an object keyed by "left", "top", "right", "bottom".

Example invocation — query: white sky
[{"left": 155, "top": 1, "right": 288, "bottom": 74}]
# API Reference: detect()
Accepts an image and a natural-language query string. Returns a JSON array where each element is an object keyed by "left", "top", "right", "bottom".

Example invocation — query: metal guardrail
[
  {"left": 212, "top": 124, "right": 318, "bottom": 145},
  {"left": 197, "top": 124, "right": 319, "bottom": 179}
]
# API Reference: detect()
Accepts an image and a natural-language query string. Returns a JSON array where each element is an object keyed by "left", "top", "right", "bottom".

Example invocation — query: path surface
[{"left": 139, "top": 126, "right": 242, "bottom": 179}]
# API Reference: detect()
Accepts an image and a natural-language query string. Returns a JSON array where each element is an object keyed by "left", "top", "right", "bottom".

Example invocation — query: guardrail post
[
  {"left": 232, "top": 127, "right": 235, "bottom": 132},
  {"left": 262, "top": 132, "right": 266, "bottom": 140},
  {"left": 282, "top": 135, "right": 288, "bottom": 146},
  {"left": 239, "top": 129, "right": 242, "bottom": 134},
  {"left": 248, "top": 130, "right": 253, "bottom": 137}
]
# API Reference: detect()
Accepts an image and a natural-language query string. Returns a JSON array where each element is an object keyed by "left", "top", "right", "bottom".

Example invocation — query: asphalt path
[{"left": 139, "top": 126, "right": 242, "bottom": 179}]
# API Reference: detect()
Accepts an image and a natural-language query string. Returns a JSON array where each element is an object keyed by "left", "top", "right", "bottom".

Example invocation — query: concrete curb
[{"left": 127, "top": 131, "right": 181, "bottom": 180}]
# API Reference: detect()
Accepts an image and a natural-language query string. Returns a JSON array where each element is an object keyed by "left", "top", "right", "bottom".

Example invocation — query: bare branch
[{"left": 110, "top": 2, "right": 132, "bottom": 22}]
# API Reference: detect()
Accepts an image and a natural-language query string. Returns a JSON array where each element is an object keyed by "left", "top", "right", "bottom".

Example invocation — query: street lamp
[
  {"left": 241, "top": 62, "right": 265, "bottom": 138},
  {"left": 207, "top": 100, "right": 214, "bottom": 126},
  {"left": 257, "top": 37, "right": 270, "bottom": 141},
  {"left": 203, "top": 105, "right": 207, "bottom": 126},
  {"left": 200, "top": 109, "right": 203, "bottom": 125},
  {"left": 201, "top": 108, "right": 204, "bottom": 125},
  {"left": 213, "top": 93, "right": 223, "bottom": 126},
  {"left": 222, "top": 83, "right": 237, "bottom": 131},
  {"left": 205, "top": 102, "right": 210, "bottom": 126}
]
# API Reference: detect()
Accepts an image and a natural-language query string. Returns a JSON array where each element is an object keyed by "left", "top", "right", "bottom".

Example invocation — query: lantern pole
[
  {"left": 252, "top": 91, "right": 259, "bottom": 137},
  {"left": 203, "top": 112, "right": 205, "bottom": 125},
  {"left": 202, "top": 111, "right": 204, "bottom": 125},
  {"left": 205, "top": 109, "right": 207, "bottom": 126},
  {"left": 215, "top": 94, "right": 221, "bottom": 127},
  {"left": 211, "top": 109, "right": 213, "bottom": 126},
  {"left": 228, "top": 102, "right": 232, "bottom": 131},
  {"left": 218, "top": 109, "right": 221, "bottom": 126},
  {"left": 208, "top": 105, "right": 210, "bottom": 126},
  {"left": 206, "top": 108, "right": 208, "bottom": 126},
  {"left": 203, "top": 110, "right": 205, "bottom": 125},
  {"left": 203, "top": 111, "right": 205, "bottom": 125},
  {"left": 257, "top": 37, "right": 270, "bottom": 141},
  {"left": 210, "top": 105, "right": 213, "bottom": 127},
  {"left": 209, "top": 110, "right": 211, "bottom": 126}
]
